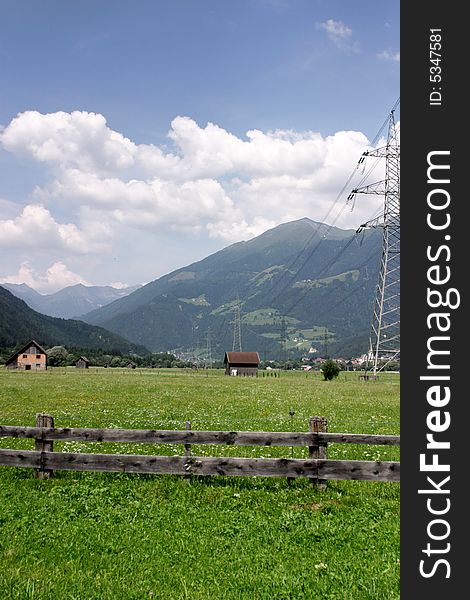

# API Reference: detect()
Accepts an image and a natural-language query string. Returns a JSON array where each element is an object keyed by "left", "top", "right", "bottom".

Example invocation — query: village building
[
  {"left": 75, "top": 356, "right": 90, "bottom": 369},
  {"left": 224, "top": 351, "right": 260, "bottom": 376},
  {"left": 5, "top": 340, "right": 48, "bottom": 371}
]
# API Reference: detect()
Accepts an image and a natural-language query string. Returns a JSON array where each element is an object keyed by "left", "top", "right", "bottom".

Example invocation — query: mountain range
[
  {"left": 1, "top": 218, "right": 382, "bottom": 360},
  {"left": 0, "top": 282, "right": 141, "bottom": 319},
  {"left": 81, "top": 218, "right": 382, "bottom": 359}
]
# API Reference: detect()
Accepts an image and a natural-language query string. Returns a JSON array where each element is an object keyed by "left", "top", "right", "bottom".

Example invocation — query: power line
[
  {"left": 263, "top": 99, "right": 400, "bottom": 363},
  {"left": 188, "top": 99, "right": 400, "bottom": 364},
  {"left": 266, "top": 99, "right": 399, "bottom": 309},
  {"left": 279, "top": 234, "right": 359, "bottom": 316},
  {"left": 285, "top": 243, "right": 381, "bottom": 319}
]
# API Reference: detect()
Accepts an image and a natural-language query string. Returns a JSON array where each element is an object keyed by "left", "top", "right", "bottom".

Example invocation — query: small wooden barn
[
  {"left": 5, "top": 340, "right": 48, "bottom": 371},
  {"left": 76, "top": 356, "right": 89, "bottom": 369},
  {"left": 224, "top": 351, "right": 260, "bottom": 376}
]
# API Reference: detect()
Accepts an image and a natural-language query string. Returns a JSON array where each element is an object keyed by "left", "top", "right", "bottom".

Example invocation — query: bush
[{"left": 321, "top": 359, "right": 341, "bottom": 381}]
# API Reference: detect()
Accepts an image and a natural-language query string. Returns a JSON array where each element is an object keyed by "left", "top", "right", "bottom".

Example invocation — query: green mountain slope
[
  {"left": 0, "top": 286, "right": 149, "bottom": 355},
  {"left": 82, "top": 218, "right": 382, "bottom": 359}
]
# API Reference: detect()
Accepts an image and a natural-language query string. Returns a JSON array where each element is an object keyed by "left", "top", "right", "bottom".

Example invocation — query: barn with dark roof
[{"left": 224, "top": 351, "right": 260, "bottom": 376}]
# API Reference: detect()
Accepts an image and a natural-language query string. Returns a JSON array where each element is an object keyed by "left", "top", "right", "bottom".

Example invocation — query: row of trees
[
  {"left": 45, "top": 348, "right": 343, "bottom": 380},
  {"left": 38, "top": 346, "right": 193, "bottom": 369},
  {"left": 1, "top": 343, "right": 391, "bottom": 380}
]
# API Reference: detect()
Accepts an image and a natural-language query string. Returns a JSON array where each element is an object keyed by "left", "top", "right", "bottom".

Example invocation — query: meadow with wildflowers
[{"left": 0, "top": 367, "right": 399, "bottom": 599}]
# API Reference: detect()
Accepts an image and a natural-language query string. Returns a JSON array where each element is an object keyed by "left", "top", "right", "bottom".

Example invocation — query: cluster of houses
[
  {"left": 301, "top": 354, "right": 369, "bottom": 371},
  {"left": 4, "top": 340, "right": 262, "bottom": 376}
]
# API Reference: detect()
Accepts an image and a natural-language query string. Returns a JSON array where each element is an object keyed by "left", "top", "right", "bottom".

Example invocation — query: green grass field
[{"left": 0, "top": 368, "right": 400, "bottom": 599}]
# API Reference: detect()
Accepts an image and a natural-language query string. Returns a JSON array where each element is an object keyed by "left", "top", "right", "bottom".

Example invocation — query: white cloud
[
  {"left": 1, "top": 110, "right": 179, "bottom": 179},
  {"left": 10, "top": 111, "right": 374, "bottom": 243},
  {"left": 0, "top": 109, "right": 386, "bottom": 286},
  {"left": 0, "top": 261, "right": 90, "bottom": 293},
  {"left": 168, "top": 117, "right": 342, "bottom": 179},
  {"left": 206, "top": 216, "right": 277, "bottom": 241},
  {"left": 0, "top": 204, "right": 105, "bottom": 253},
  {"left": 318, "top": 19, "right": 357, "bottom": 51},
  {"left": 377, "top": 50, "right": 400, "bottom": 62},
  {"left": 1, "top": 111, "right": 135, "bottom": 171},
  {"left": 39, "top": 170, "right": 239, "bottom": 234}
]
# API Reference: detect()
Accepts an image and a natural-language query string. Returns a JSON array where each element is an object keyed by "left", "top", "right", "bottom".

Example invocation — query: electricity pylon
[
  {"left": 278, "top": 317, "right": 288, "bottom": 364},
  {"left": 232, "top": 301, "right": 242, "bottom": 352},
  {"left": 348, "top": 108, "right": 400, "bottom": 375},
  {"left": 205, "top": 327, "right": 212, "bottom": 369}
]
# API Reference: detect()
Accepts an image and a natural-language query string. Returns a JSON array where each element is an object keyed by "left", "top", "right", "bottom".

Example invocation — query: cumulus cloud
[
  {"left": 1, "top": 111, "right": 135, "bottom": 172},
  {"left": 168, "top": 117, "right": 348, "bottom": 179},
  {"left": 0, "top": 109, "right": 386, "bottom": 287},
  {"left": 0, "top": 204, "right": 106, "bottom": 253},
  {"left": 0, "top": 261, "right": 90, "bottom": 293},
  {"left": 38, "top": 170, "right": 239, "bottom": 234},
  {"left": 2, "top": 110, "right": 377, "bottom": 243},
  {"left": 0, "top": 110, "right": 179, "bottom": 178}
]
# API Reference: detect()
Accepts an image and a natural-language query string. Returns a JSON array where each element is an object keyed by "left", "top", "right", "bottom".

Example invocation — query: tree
[
  {"left": 110, "top": 356, "right": 125, "bottom": 367},
  {"left": 321, "top": 359, "right": 340, "bottom": 381},
  {"left": 47, "top": 346, "right": 68, "bottom": 366}
]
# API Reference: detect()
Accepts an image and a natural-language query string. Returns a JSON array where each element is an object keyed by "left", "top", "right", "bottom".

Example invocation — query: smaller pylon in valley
[
  {"left": 205, "top": 327, "right": 212, "bottom": 369},
  {"left": 232, "top": 300, "right": 242, "bottom": 352},
  {"left": 278, "top": 317, "right": 288, "bottom": 364}
]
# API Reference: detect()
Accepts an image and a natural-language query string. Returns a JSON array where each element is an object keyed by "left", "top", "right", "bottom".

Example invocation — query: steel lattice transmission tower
[
  {"left": 278, "top": 317, "right": 288, "bottom": 364},
  {"left": 205, "top": 327, "right": 213, "bottom": 369},
  {"left": 349, "top": 108, "right": 400, "bottom": 375},
  {"left": 232, "top": 301, "right": 242, "bottom": 352}
]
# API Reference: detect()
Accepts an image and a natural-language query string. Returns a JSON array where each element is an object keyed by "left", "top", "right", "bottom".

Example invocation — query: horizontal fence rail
[
  {"left": 0, "top": 426, "right": 400, "bottom": 447},
  {"left": 0, "top": 450, "right": 399, "bottom": 481},
  {"left": 0, "top": 414, "right": 400, "bottom": 484}
]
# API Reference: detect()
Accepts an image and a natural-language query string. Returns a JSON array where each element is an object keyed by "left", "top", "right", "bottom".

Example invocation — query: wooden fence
[{"left": 0, "top": 414, "right": 400, "bottom": 484}]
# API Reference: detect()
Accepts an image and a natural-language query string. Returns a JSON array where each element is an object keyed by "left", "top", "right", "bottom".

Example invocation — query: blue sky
[{"left": 0, "top": 0, "right": 399, "bottom": 292}]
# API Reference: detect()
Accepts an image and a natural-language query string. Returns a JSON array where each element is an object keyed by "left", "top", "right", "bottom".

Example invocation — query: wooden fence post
[
  {"left": 35, "top": 413, "right": 54, "bottom": 480},
  {"left": 287, "top": 407, "right": 296, "bottom": 487},
  {"left": 308, "top": 416, "right": 328, "bottom": 489},
  {"left": 184, "top": 420, "right": 192, "bottom": 482}
]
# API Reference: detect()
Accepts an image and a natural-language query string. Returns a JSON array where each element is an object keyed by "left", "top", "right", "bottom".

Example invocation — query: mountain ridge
[
  {"left": 1, "top": 282, "right": 142, "bottom": 319},
  {"left": 81, "top": 217, "right": 381, "bottom": 358},
  {"left": 1, "top": 218, "right": 381, "bottom": 359}
]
